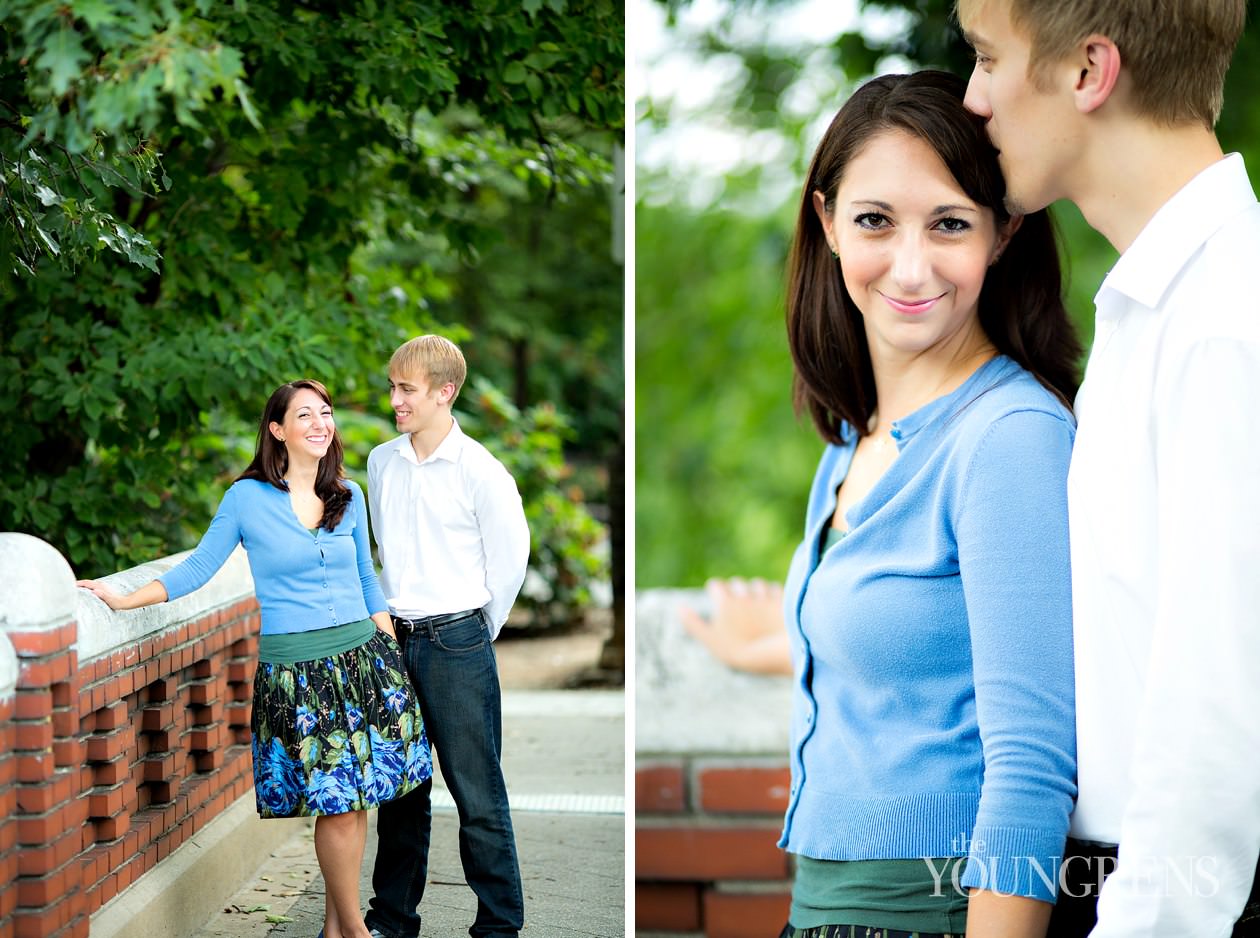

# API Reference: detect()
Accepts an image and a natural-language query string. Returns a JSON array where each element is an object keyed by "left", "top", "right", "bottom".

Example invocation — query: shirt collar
[
  {"left": 1097, "top": 153, "right": 1258, "bottom": 314},
  {"left": 392, "top": 416, "right": 466, "bottom": 466}
]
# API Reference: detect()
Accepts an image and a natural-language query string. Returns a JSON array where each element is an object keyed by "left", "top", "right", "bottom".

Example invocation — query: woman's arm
[
  {"left": 966, "top": 889, "right": 1053, "bottom": 938},
  {"left": 956, "top": 409, "right": 1077, "bottom": 934},
  {"left": 371, "top": 610, "right": 397, "bottom": 641},
  {"left": 75, "top": 578, "right": 169, "bottom": 611}
]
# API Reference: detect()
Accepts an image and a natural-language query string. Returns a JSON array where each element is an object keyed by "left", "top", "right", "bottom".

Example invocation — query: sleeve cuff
[{"left": 961, "top": 825, "right": 1068, "bottom": 903}]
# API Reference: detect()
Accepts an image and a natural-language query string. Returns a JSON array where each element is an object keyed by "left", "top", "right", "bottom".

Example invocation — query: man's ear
[
  {"left": 438, "top": 382, "right": 457, "bottom": 405},
  {"left": 1073, "top": 34, "right": 1121, "bottom": 114}
]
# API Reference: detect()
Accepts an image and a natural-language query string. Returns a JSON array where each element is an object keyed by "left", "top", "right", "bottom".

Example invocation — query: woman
[
  {"left": 778, "top": 70, "right": 1081, "bottom": 938},
  {"left": 77, "top": 379, "right": 428, "bottom": 938}
]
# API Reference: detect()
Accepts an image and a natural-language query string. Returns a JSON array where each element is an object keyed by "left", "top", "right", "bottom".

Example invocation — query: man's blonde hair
[
  {"left": 966, "top": 0, "right": 1245, "bottom": 129},
  {"left": 389, "top": 334, "right": 467, "bottom": 401}
]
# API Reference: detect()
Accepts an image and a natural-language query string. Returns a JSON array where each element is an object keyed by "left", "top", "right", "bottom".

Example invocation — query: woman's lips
[{"left": 881, "top": 292, "right": 943, "bottom": 314}]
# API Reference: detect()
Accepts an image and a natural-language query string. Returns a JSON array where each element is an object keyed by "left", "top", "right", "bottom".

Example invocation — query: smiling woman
[
  {"left": 73, "top": 378, "right": 426, "bottom": 938},
  {"left": 773, "top": 69, "right": 1084, "bottom": 938}
]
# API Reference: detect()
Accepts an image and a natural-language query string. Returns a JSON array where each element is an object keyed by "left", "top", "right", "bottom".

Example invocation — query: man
[
  {"left": 957, "top": 2, "right": 1260, "bottom": 935},
  {"left": 363, "top": 334, "right": 531, "bottom": 938}
]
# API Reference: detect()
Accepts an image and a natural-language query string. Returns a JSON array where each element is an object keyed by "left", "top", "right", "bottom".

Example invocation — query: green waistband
[
  {"left": 790, "top": 856, "right": 969, "bottom": 932},
  {"left": 258, "top": 619, "right": 376, "bottom": 665}
]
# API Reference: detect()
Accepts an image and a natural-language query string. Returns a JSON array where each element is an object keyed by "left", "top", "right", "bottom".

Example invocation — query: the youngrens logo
[{"left": 923, "top": 851, "right": 1222, "bottom": 899}]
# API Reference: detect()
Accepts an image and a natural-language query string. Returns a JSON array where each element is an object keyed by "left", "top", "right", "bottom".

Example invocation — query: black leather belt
[{"left": 391, "top": 608, "right": 481, "bottom": 637}]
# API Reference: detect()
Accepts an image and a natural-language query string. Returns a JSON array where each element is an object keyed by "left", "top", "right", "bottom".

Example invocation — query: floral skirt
[{"left": 249, "top": 629, "right": 431, "bottom": 818}]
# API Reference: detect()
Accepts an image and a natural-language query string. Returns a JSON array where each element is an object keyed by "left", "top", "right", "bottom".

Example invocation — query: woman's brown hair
[
  {"left": 237, "top": 379, "right": 352, "bottom": 531},
  {"left": 786, "top": 69, "right": 1081, "bottom": 444}
]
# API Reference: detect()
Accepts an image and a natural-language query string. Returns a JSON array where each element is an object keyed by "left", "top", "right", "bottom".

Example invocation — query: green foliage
[
  {"left": 460, "top": 379, "right": 610, "bottom": 628},
  {"left": 2, "top": 0, "right": 623, "bottom": 629},
  {"left": 636, "top": 200, "right": 820, "bottom": 587}
]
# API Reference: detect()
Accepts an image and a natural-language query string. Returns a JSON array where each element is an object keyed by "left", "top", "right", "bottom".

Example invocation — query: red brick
[
  {"left": 17, "top": 865, "right": 72, "bottom": 907},
  {"left": 636, "top": 882, "right": 702, "bottom": 931},
  {"left": 15, "top": 771, "right": 75, "bottom": 814},
  {"left": 88, "top": 783, "right": 129, "bottom": 819},
  {"left": 187, "top": 724, "right": 224, "bottom": 752},
  {"left": 698, "top": 765, "right": 791, "bottom": 815},
  {"left": 18, "top": 827, "right": 79, "bottom": 877},
  {"left": 16, "top": 752, "right": 51, "bottom": 785},
  {"left": 17, "top": 650, "right": 75, "bottom": 686},
  {"left": 190, "top": 701, "right": 224, "bottom": 727},
  {"left": 92, "top": 760, "right": 130, "bottom": 787},
  {"left": 637, "top": 764, "right": 686, "bottom": 813},
  {"left": 636, "top": 826, "right": 789, "bottom": 881},
  {"left": 92, "top": 873, "right": 118, "bottom": 909},
  {"left": 141, "top": 702, "right": 175, "bottom": 732},
  {"left": 702, "top": 888, "right": 792, "bottom": 938},
  {"left": 195, "top": 749, "right": 224, "bottom": 773},
  {"left": 92, "top": 812, "right": 131, "bottom": 842},
  {"left": 14, "top": 900, "right": 75, "bottom": 938},
  {"left": 146, "top": 677, "right": 177, "bottom": 702},
  {"left": 6, "top": 625, "right": 74, "bottom": 658},
  {"left": 51, "top": 706, "right": 78, "bottom": 738},
  {"left": 16, "top": 808, "right": 78, "bottom": 846},
  {"left": 142, "top": 751, "right": 178, "bottom": 783},
  {"left": 14, "top": 689, "right": 53, "bottom": 721},
  {"left": 85, "top": 726, "right": 135, "bottom": 763},
  {"left": 13, "top": 721, "right": 53, "bottom": 751},
  {"left": 51, "top": 681, "right": 74, "bottom": 708},
  {"left": 92, "top": 703, "right": 128, "bottom": 732}
]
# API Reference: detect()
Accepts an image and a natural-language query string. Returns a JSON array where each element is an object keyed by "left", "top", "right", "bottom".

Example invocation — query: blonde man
[
  {"left": 959, "top": 2, "right": 1260, "bottom": 936},
  {"left": 363, "top": 335, "right": 530, "bottom": 938}
]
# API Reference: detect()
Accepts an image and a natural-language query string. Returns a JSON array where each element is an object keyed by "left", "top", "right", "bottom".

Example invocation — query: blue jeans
[{"left": 364, "top": 609, "right": 523, "bottom": 938}]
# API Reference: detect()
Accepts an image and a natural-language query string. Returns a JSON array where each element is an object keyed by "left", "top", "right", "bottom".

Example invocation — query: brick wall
[
  {"left": 0, "top": 533, "right": 258, "bottom": 938},
  {"left": 635, "top": 590, "right": 794, "bottom": 938}
]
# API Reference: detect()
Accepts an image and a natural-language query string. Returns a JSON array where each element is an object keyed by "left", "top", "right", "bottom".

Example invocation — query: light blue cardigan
[
  {"left": 779, "top": 355, "right": 1077, "bottom": 903},
  {"left": 159, "top": 478, "right": 387, "bottom": 635}
]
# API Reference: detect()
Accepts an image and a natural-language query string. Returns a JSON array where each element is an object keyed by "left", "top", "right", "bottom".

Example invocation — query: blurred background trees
[
  {"left": 636, "top": 0, "right": 1260, "bottom": 588},
  {"left": 1, "top": 0, "right": 624, "bottom": 633}
]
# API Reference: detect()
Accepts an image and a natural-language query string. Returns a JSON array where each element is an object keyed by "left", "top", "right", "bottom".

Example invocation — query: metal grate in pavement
[{"left": 432, "top": 790, "right": 624, "bottom": 815}]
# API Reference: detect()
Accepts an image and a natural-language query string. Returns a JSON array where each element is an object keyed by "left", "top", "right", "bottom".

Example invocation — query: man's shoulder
[
  {"left": 453, "top": 429, "right": 512, "bottom": 474},
  {"left": 1173, "top": 204, "right": 1260, "bottom": 341},
  {"left": 367, "top": 435, "right": 407, "bottom": 468}
]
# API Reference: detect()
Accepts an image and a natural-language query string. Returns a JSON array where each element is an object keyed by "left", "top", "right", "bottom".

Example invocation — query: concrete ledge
[
  {"left": 91, "top": 792, "right": 307, "bottom": 938},
  {"left": 77, "top": 545, "right": 255, "bottom": 661},
  {"left": 0, "top": 632, "right": 15, "bottom": 700},
  {"left": 635, "top": 588, "right": 790, "bottom": 755},
  {"left": 0, "top": 532, "right": 78, "bottom": 633}
]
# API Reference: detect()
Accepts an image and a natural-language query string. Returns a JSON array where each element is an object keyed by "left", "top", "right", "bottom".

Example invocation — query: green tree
[{"left": 2, "top": 0, "right": 624, "bottom": 629}]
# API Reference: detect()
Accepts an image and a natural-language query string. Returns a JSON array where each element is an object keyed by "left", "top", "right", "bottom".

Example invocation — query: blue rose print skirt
[{"left": 249, "top": 629, "right": 431, "bottom": 818}]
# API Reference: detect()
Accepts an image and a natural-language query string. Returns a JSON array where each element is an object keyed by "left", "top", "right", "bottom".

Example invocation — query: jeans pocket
[{"left": 433, "top": 614, "right": 488, "bottom": 653}]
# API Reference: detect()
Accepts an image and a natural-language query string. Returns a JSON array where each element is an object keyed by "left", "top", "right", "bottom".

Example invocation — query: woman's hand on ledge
[
  {"left": 680, "top": 577, "right": 794, "bottom": 676},
  {"left": 75, "top": 578, "right": 167, "bottom": 611}
]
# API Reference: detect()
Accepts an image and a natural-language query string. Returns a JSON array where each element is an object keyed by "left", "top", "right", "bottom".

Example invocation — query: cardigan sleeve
[
  {"left": 955, "top": 408, "right": 1078, "bottom": 903},
  {"left": 347, "top": 481, "right": 388, "bottom": 617},
  {"left": 158, "top": 485, "right": 244, "bottom": 601}
]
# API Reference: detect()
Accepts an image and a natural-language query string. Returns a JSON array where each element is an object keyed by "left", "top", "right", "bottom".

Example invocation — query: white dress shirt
[
  {"left": 1070, "top": 153, "right": 1260, "bottom": 936},
  {"left": 366, "top": 417, "right": 530, "bottom": 639}
]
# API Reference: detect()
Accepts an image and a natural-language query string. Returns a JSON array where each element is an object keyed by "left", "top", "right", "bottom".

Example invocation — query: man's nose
[{"left": 963, "top": 65, "right": 992, "bottom": 119}]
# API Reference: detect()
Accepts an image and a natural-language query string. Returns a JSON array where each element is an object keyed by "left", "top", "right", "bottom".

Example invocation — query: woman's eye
[
  {"left": 936, "top": 217, "right": 971, "bottom": 233},
  {"left": 855, "top": 212, "right": 890, "bottom": 230}
]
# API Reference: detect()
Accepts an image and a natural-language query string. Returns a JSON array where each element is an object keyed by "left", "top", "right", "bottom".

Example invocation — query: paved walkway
[{"left": 197, "top": 689, "right": 625, "bottom": 938}]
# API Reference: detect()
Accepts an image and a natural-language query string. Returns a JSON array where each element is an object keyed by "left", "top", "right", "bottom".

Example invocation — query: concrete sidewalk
[{"left": 196, "top": 689, "right": 625, "bottom": 938}]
